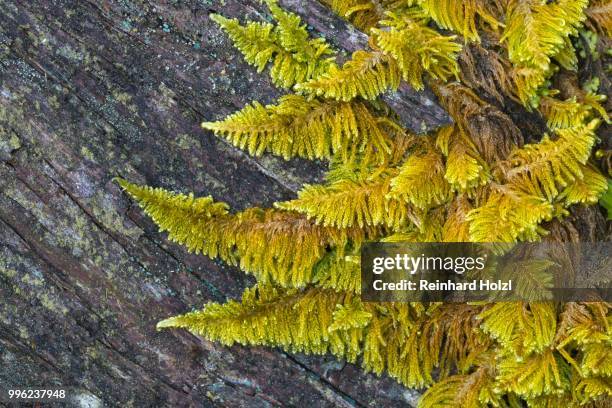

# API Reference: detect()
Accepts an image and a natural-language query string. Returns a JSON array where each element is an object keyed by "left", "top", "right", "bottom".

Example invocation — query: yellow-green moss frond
[
  {"left": 556, "top": 302, "right": 610, "bottom": 348},
  {"left": 504, "top": 119, "right": 600, "bottom": 201},
  {"left": 115, "top": 177, "right": 230, "bottom": 248},
  {"left": 558, "top": 164, "right": 608, "bottom": 206},
  {"left": 510, "top": 65, "right": 549, "bottom": 108},
  {"left": 389, "top": 150, "right": 451, "bottom": 209},
  {"left": 158, "top": 285, "right": 365, "bottom": 361},
  {"left": 383, "top": 303, "right": 488, "bottom": 389},
  {"left": 265, "top": 0, "right": 335, "bottom": 65},
  {"left": 554, "top": 36, "right": 580, "bottom": 71},
  {"left": 276, "top": 171, "right": 418, "bottom": 230},
  {"left": 496, "top": 349, "right": 571, "bottom": 399},
  {"left": 539, "top": 96, "right": 592, "bottom": 130},
  {"left": 296, "top": 50, "right": 400, "bottom": 101},
  {"left": 480, "top": 302, "right": 557, "bottom": 355},
  {"left": 580, "top": 92, "right": 611, "bottom": 124},
  {"left": 417, "top": 0, "right": 501, "bottom": 42},
  {"left": 312, "top": 251, "right": 361, "bottom": 293},
  {"left": 116, "top": 179, "right": 365, "bottom": 287},
  {"left": 297, "top": 19, "right": 460, "bottom": 100},
  {"left": 469, "top": 118, "right": 600, "bottom": 242},
  {"left": 385, "top": 322, "right": 435, "bottom": 388},
  {"left": 321, "top": 0, "right": 421, "bottom": 31},
  {"left": 158, "top": 287, "right": 486, "bottom": 391},
  {"left": 467, "top": 189, "right": 554, "bottom": 242},
  {"left": 581, "top": 342, "right": 612, "bottom": 377},
  {"left": 586, "top": 0, "right": 612, "bottom": 36},
  {"left": 210, "top": 14, "right": 277, "bottom": 73},
  {"left": 575, "top": 377, "right": 612, "bottom": 405},
  {"left": 501, "top": 0, "right": 588, "bottom": 70},
  {"left": 202, "top": 95, "right": 392, "bottom": 162},
  {"left": 373, "top": 18, "right": 462, "bottom": 90},
  {"left": 376, "top": 307, "right": 436, "bottom": 388},
  {"left": 320, "top": 0, "right": 383, "bottom": 31},
  {"left": 539, "top": 92, "right": 609, "bottom": 129},
  {"left": 500, "top": 0, "right": 588, "bottom": 105},
  {"left": 220, "top": 209, "right": 364, "bottom": 287},
  {"left": 437, "top": 125, "right": 490, "bottom": 193},
  {"left": 555, "top": 302, "right": 612, "bottom": 379},
  {"left": 210, "top": 12, "right": 334, "bottom": 89},
  {"left": 417, "top": 367, "right": 499, "bottom": 408},
  {"left": 329, "top": 299, "right": 373, "bottom": 331}
]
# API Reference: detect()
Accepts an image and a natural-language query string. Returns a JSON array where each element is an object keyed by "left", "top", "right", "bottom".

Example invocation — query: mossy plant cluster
[{"left": 118, "top": 0, "right": 612, "bottom": 406}]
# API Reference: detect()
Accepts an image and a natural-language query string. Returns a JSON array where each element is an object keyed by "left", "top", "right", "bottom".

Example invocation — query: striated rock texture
[{"left": 0, "top": 0, "right": 450, "bottom": 406}]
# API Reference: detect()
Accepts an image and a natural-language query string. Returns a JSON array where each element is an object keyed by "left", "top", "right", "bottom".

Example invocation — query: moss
[{"left": 140, "top": 2, "right": 611, "bottom": 407}]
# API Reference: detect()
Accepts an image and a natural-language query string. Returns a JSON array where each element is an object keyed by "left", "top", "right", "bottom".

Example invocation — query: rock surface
[{"left": 0, "top": 0, "right": 449, "bottom": 406}]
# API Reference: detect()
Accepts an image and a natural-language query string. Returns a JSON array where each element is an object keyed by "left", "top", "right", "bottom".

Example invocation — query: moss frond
[
  {"left": 539, "top": 96, "right": 592, "bottom": 129},
  {"left": 575, "top": 377, "right": 612, "bottom": 405},
  {"left": 115, "top": 177, "right": 230, "bottom": 249},
  {"left": 276, "top": 171, "right": 417, "bottom": 230},
  {"left": 437, "top": 125, "right": 490, "bottom": 193},
  {"left": 557, "top": 164, "right": 608, "bottom": 206},
  {"left": 581, "top": 342, "right": 612, "bottom": 377},
  {"left": 502, "top": 0, "right": 588, "bottom": 69},
  {"left": 312, "top": 251, "right": 362, "bottom": 293},
  {"left": 202, "top": 95, "right": 392, "bottom": 163},
  {"left": 158, "top": 285, "right": 364, "bottom": 359},
  {"left": 296, "top": 50, "right": 401, "bottom": 101},
  {"left": 265, "top": 0, "right": 332, "bottom": 61},
  {"left": 116, "top": 179, "right": 364, "bottom": 287},
  {"left": 158, "top": 288, "right": 491, "bottom": 389},
  {"left": 505, "top": 119, "right": 600, "bottom": 201},
  {"left": 480, "top": 302, "right": 557, "bottom": 355},
  {"left": 510, "top": 65, "right": 549, "bottom": 108},
  {"left": 418, "top": 0, "right": 501, "bottom": 42},
  {"left": 497, "top": 349, "right": 571, "bottom": 399},
  {"left": 329, "top": 299, "right": 373, "bottom": 331},
  {"left": 389, "top": 149, "right": 451, "bottom": 209},
  {"left": 320, "top": 0, "right": 383, "bottom": 31},
  {"left": 467, "top": 189, "right": 554, "bottom": 242},
  {"left": 321, "top": 0, "right": 421, "bottom": 31},
  {"left": 556, "top": 302, "right": 610, "bottom": 348},
  {"left": 417, "top": 367, "right": 499, "bottom": 408},
  {"left": 468, "top": 113, "right": 601, "bottom": 243},
  {"left": 210, "top": 8, "right": 334, "bottom": 89},
  {"left": 297, "top": 18, "right": 460, "bottom": 99},
  {"left": 500, "top": 0, "right": 589, "bottom": 105},
  {"left": 210, "top": 14, "right": 278, "bottom": 73},
  {"left": 373, "top": 16, "right": 462, "bottom": 89}
]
